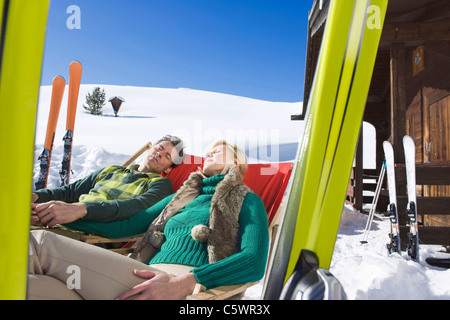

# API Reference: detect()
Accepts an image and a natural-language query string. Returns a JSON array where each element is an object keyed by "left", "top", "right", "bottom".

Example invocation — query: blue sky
[{"left": 41, "top": 0, "right": 313, "bottom": 102}]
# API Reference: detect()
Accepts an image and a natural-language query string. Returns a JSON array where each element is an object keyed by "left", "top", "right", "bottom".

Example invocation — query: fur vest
[{"left": 130, "top": 167, "right": 253, "bottom": 264}]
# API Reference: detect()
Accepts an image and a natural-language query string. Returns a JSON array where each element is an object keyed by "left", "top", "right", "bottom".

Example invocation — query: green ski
[
  {"left": 0, "top": 0, "right": 50, "bottom": 299},
  {"left": 262, "top": 0, "right": 388, "bottom": 300}
]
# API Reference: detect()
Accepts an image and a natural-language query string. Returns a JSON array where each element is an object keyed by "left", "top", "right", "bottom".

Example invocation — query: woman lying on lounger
[{"left": 28, "top": 140, "right": 269, "bottom": 300}]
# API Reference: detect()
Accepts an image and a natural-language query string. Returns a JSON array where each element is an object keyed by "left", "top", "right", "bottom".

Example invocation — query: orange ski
[
  {"left": 35, "top": 76, "right": 66, "bottom": 189},
  {"left": 60, "top": 61, "right": 82, "bottom": 186},
  {"left": 44, "top": 76, "right": 65, "bottom": 150},
  {"left": 66, "top": 61, "right": 82, "bottom": 133}
]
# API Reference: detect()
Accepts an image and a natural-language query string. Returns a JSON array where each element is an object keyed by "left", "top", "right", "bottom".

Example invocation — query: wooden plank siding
[
  {"left": 428, "top": 95, "right": 450, "bottom": 164},
  {"left": 387, "top": 165, "right": 450, "bottom": 247}
]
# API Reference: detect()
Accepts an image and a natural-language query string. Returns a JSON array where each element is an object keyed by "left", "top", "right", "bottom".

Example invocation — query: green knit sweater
[{"left": 67, "top": 175, "right": 269, "bottom": 290}]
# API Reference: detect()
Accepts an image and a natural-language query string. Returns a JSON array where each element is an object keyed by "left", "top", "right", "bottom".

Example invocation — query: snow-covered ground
[
  {"left": 243, "top": 204, "right": 450, "bottom": 300},
  {"left": 34, "top": 84, "right": 450, "bottom": 300},
  {"left": 330, "top": 205, "right": 450, "bottom": 300}
]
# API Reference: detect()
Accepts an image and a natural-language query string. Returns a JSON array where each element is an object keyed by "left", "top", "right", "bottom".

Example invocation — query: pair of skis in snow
[
  {"left": 383, "top": 136, "right": 419, "bottom": 260},
  {"left": 35, "top": 61, "right": 82, "bottom": 190},
  {"left": 384, "top": 138, "right": 450, "bottom": 268}
]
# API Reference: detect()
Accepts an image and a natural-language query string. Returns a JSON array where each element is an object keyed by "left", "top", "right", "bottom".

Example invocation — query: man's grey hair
[{"left": 155, "top": 135, "right": 185, "bottom": 167}]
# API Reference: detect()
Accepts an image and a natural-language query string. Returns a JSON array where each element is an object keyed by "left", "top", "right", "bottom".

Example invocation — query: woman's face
[{"left": 203, "top": 144, "right": 235, "bottom": 176}]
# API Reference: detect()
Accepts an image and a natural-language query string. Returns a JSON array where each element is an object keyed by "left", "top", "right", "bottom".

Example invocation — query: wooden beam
[
  {"left": 400, "top": 226, "right": 450, "bottom": 247},
  {"left": 386, "top": 0, "right": 450, "bottom": 24},
  {"left": 381, "top": 19, "right": 450, "bottom": 43},
  {"left": 396, "top": 196, "right": 450, "bottom": 215},
  {"left": 390, "top": 164, "right": 450, "bottom": 229},
  {"left": 390, "top": 42, "right": 407, "bottom": 163},
  {"left": 395, "top": 165, "right": 450, "bottom": 186}
]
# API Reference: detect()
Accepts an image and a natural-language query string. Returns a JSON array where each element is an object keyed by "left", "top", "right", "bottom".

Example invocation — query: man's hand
[
  {"left": 115, "top": 270, "right": 198, "bottom": 300},
  {"left": 31, "top": 201, "right": 87, "bottom": 228}
]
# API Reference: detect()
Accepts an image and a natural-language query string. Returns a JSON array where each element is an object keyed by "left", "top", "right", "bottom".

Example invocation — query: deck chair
[
  {"left": 164, "top": 157, "right": 293, "bottom": 299},
  {"left": 186, "top": 161, "right": 292, "bottom": 300},
  {"left": 76, "top": 141, "right": 293, "bottom": 299}
]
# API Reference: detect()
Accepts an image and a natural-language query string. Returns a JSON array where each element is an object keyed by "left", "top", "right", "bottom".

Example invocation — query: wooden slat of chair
[
  {"left": 186, "top": 282, "right": 259, "bottom": 300},
  {"left": 78, "top": 234, "right": 143, "bottom": 255},
  {"left": 122, "top": 141, "right": 152, "bottom": 167},
  {"left": 80, "top": 234, "right": 143, "bottom": 245}
]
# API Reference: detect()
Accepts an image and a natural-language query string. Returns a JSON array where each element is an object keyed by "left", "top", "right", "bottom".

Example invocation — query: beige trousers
[{"left": 27, "top": 230, "right": 194, "bottom": 300}]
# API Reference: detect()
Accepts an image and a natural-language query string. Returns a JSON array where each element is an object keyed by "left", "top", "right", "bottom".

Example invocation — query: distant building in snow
[{"left": 108, "top": 96, "right": 125, "bottom": 117}]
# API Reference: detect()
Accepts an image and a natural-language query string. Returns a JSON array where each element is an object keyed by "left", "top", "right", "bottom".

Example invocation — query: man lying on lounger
[{"left": 31, "top": 135, "right": 185, "bottom": 228}]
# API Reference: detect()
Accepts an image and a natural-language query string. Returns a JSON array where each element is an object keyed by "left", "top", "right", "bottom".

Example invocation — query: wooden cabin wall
[{"left": 404, "top": 41, "right": 450, "bottom": 226}]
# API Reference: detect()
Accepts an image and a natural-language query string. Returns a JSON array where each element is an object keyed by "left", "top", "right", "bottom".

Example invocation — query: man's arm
[
  {"left": 81, "top": 178, "right": 173, "bottom": 222},
  {"left": 31, "top": 168, "right": 103, "bottom": 227},
  {"left": 33, "top": 168, "right": 103, "bottom": 203},
  {"left": 32, "top": 201, "right": 87, "bottom": 228}
]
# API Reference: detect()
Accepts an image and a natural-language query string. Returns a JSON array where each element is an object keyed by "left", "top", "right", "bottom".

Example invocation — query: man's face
[{"left": 141, "top": 140, "right": 175, "bottom": 174}]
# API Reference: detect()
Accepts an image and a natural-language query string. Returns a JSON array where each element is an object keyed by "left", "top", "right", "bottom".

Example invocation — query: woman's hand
[{"left": 115, "top": 269, "right": 198, "bottom": 300}]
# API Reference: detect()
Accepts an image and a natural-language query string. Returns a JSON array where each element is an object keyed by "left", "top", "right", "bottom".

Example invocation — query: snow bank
[{"left": 330, "top": 205, "right": 450, "bottom": 300}]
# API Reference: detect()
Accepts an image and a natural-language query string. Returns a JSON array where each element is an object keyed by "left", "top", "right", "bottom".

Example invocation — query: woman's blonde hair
[{"left": 210, "top": 140, "right": 248, "bottom": 177}]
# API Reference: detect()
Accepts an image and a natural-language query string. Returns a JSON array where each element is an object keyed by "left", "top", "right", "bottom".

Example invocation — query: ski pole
[{"left": 361, "top": 160, "right": 386, "bottom": 244}]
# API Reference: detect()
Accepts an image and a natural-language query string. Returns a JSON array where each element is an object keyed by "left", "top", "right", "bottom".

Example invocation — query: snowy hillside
[
  {"left": 34, "top": 85, "right": 450, "bottom": 300},
  {"left": 35, "top": 84, "right": 304, "bottom": 164}
]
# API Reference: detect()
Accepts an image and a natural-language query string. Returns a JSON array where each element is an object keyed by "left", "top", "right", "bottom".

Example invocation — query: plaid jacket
[{"left": 35, "top": 165, "right": 173, "bottom": 222}]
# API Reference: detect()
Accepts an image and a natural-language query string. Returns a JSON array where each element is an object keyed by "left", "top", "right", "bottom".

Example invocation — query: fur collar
[{"left": 130, "top": 167, "right": 252, "bottom": 264}]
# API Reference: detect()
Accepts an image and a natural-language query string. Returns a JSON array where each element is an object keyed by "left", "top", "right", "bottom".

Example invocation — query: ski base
[
  {"left": 403, "top": 135, "right": 420, "bottom": 260},
  {"left": 383, "top": 141, "right": 401, "bottom": 255},
  {"left": 386, "top": 203, "right": 401, "bottom": 255},
  {"left": 35, "top": 148, "right": 50, "bottom": 190},
  {"left": 406, "top": 201, "right": 419, "bottom": 260},
  {"left": 425, "top": 257, "right": 450, "bottom": 269},
  {"left": 59, "top": 129, "right": 73, "bottom": 186}
]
